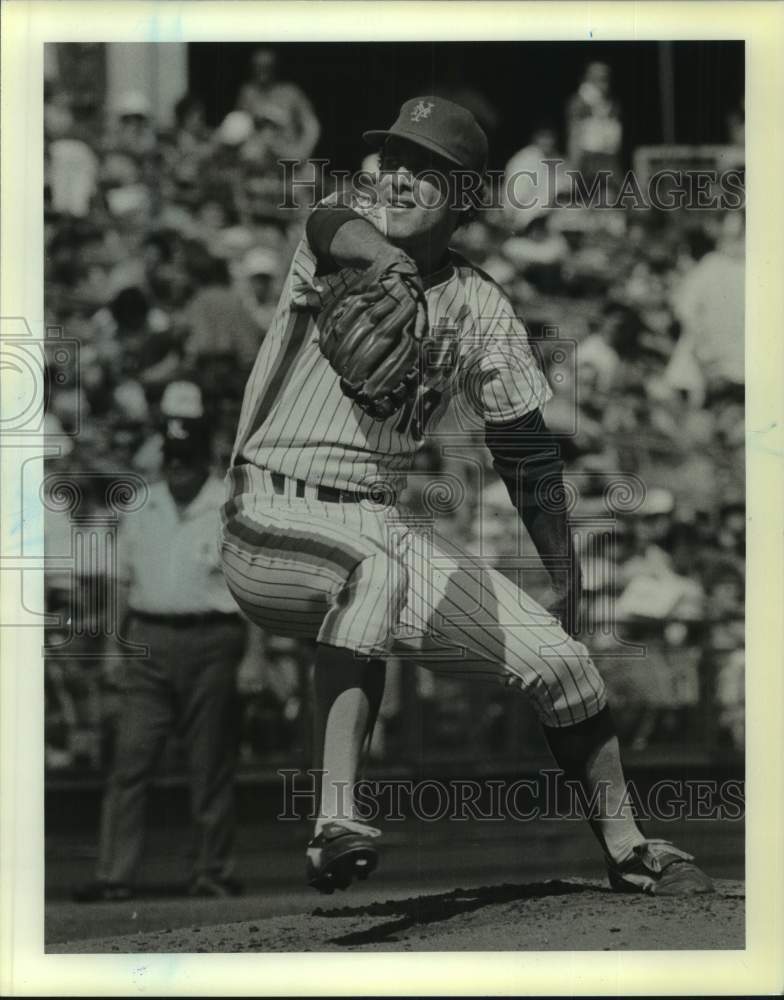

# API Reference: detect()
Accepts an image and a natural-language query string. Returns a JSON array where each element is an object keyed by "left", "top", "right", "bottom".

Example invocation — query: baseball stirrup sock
[{"left": 543, "top": 706, "right": 646, "bottom": 863}]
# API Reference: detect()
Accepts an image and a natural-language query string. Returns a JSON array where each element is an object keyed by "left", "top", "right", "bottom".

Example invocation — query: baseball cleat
[
  {"left": 306, "top": 820, "right": 381, "bottom": 894},
  {"left": 607, "top": 839, "right": 715, "bottom": 896}
]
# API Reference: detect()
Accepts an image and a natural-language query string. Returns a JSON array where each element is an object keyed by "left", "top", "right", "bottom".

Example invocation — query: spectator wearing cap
[
  {"left": 74, "top": 382, "right": 247, "bottom": 901},
  {"left": 111, "top": 91, "right": 157, "bottom": 160}
]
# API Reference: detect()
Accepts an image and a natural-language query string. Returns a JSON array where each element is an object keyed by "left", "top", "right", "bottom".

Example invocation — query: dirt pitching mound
[{"left": 53, "top": 878, "right": 743, "bottom": 952}]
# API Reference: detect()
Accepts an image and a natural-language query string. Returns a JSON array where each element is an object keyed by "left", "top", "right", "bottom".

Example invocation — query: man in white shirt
[
  {"left": 668, "top": 212, "right": 745, "bottom": 405},
  {"left": 74, "top": 384, "right": 247, "bottom": 901}
]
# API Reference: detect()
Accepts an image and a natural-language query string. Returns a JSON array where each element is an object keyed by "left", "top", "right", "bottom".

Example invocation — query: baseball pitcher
[{"left": 220, "top": 97, "right": 713, "bottom": 896}]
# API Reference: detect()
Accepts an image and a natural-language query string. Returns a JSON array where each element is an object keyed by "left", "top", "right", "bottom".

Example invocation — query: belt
[
  {"left": 130, "top": 610, "right": 242, "bottom": 628},
  {"left": 231, "top": 460, "right": 394, "bottom": 505},
  {"left": 269, "top": 471, "right": 370, "bottom": 504}
]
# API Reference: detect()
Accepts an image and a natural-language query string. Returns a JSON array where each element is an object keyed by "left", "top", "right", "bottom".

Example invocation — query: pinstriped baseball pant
[{"left": 220, "top": 465, "right": 606, "bottom": 728}]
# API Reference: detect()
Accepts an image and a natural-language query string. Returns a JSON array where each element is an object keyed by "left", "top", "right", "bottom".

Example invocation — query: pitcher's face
[{"left": 378, "top": 137, "right": 461, "bottom": 247}]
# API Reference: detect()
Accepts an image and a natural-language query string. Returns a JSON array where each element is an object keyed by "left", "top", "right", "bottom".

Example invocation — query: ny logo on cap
[{"left": 410, "top": 100, "right": 435, "bottom": 122}]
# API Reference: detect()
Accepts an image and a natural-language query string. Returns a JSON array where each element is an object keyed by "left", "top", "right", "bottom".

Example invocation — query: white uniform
[{"left": 221, "top": 197, "right": 606, "bottom": 727}]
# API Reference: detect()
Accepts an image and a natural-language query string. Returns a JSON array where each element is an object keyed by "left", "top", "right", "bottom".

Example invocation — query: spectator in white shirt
[{"left": 667, "top": 212, "right": 745, "bottom": 405}]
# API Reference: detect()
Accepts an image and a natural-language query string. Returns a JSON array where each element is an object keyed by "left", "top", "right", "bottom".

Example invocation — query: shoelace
[{"left": 636, "top": 839, "right": 694, "bottom": 872}]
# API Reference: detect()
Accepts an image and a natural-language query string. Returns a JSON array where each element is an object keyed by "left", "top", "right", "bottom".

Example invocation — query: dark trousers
[{"left": 96, "top": 616, "right": 245, "bottom": 885}]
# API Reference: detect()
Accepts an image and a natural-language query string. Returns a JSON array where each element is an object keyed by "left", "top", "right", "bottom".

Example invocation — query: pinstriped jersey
[{"left": 231, "top": 196, "right": 552, "bottom": 492}]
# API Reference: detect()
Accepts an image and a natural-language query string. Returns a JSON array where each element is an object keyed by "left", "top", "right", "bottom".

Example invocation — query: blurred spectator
[
  {"left": 237, "top": 631, "right": 308, "bottom": 757},
  {"left": 566, "top": 62, "right": 623, "bottom": 189},
  {"left": 715, "top": 647, "right": 744, "bottom": 749},
  {"left": 181, "top": 241, "right": 262, "bottom": 392},
  {"left": 94, "top": 285, "right": 181, "bottom": 409},
  {"left": 99, "top": 147, "right": 153, "bottom": 228},
  {"left": 49, "top": 138, "right": 99, "bottom": 217},
  {"left": 668, "top": 211, "right": 745, "bottom": 405},
  {"left": 577, "top": 307, "right": 625, "bottom": 396},
  {"left": 110, "top": 91, "right": 158, "bottom": 159},
  {"left": 704, "top": 557, "right": 744, "bottom": 750},
  {"left": 503, "top": 125, "right": 571, "bottom": 231},
  {"left": 73, "top": 385, "right": 247, "bottom": 901},
  {"left": 201, "top": 111, "right": 254, "bottom": 202},
  {"left": 163, "top": 93, "right": 211, "bottom": 167},
  {"left": 237, "top": 247, "right": 280, "bottom": 333},
  {"left": 716, "top": 500, "right": 745, "bottom": 561},
  {"left": 615, "top": 489, "right": 705, "bottom": 623},
  {"left": 238, "top": 171, "right": 300, "bottom": 234},
  {"left": 44, "top": 78, "right": 76, "bottom": 141},
  {"left": 236, "top": 47, "right": 321, "bottom": 160},
  {"left": 502, "top": 213, "right": 569, "bottom": 294},
  {"left": 140, "top": 229, "right": 191, "bottom": 311}
]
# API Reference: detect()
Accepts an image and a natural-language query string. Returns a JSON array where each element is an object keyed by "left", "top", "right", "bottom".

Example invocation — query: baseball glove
[{"left": 317, "top": 252, "right": 428, "bottom": 420}]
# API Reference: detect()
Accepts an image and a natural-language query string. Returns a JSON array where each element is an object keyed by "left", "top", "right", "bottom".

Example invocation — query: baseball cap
[{"left": 363, "top": 96, "right": 488, "bottom": 173}]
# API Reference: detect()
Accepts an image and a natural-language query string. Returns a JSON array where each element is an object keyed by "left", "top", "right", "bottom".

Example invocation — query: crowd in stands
[{"left": 43, "top": 54, "right": 745, "bottom": 772}]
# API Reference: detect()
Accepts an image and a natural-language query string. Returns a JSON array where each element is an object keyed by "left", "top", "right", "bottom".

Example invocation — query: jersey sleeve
[
  {"left": 288, "top": 190, "right": 388, "bottom": 311},
  {"left": 464, "top": 281, "right": 553, "bottom": 424}
]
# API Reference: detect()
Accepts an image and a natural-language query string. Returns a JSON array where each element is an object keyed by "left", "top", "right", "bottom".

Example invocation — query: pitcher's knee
[{"left": 513, "top": 635, "right": 607, "bottom": 728}]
